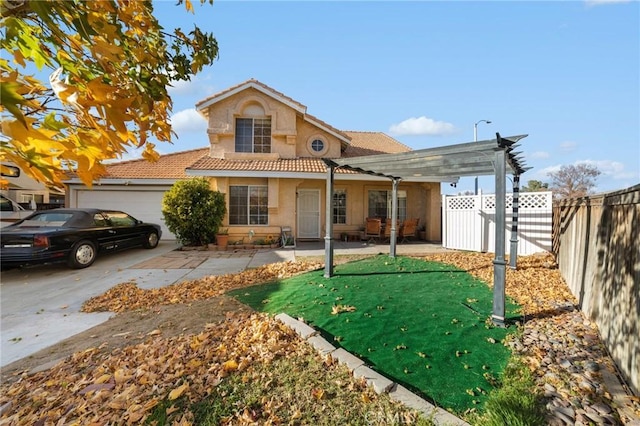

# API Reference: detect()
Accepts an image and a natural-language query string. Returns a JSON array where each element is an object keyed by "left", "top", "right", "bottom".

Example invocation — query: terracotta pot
[{"left": 216, "top": 234, "right": 229, "bottom": 249}]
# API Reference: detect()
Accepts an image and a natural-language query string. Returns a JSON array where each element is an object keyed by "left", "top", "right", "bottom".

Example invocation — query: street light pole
[{"left": 474, "top": 119, "right": 492, "bottom": 194}]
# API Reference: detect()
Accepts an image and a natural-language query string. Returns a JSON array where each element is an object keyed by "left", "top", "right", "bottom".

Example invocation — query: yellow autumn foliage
[{"left": 0, "top": 0, "right": 218, "bottom": 188}]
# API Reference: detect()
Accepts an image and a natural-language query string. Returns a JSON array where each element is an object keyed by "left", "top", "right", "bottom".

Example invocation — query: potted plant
[
  {"left": 265, "top": 234, "right": 279, "bottom": 248},
  {"left": 418, "top": 225, "right": 426, "bottom": 241},
  {"left": 216, "top": 228, "right": 229, "bottom": 249}
]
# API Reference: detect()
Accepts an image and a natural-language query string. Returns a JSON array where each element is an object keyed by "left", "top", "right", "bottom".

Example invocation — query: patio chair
[
  {"left": 281, "top": 226, "right": 296, "bottom": 248},
  {"left": 364, "top": 218, "right": 382, "bottom": 242},
  {"left": 399, "top": 218, "right": 419, "bottom": 243}
]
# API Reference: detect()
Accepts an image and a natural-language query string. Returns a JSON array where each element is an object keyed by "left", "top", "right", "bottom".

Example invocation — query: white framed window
[
  {"left": 229, "top": 185, "right": 268, "bottom": 225},
  {"left": 367, "top": 190, "right": 406, "bottom": 221},
  {"left": 18, "top": 193, "right": 43, "bottom": 203},
  {"left": 333, "top": 189, "right": 347, "bottom": 224},
  {"left": 235, "top": 117, "right": 271, "bottom": 153}
]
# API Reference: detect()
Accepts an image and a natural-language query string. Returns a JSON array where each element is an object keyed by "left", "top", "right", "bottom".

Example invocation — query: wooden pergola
[{"left": 323, "top": 133, "right": 531, "bottom": 326}]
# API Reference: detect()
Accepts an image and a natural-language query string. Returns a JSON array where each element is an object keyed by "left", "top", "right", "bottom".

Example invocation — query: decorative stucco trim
[{"left": 197, "top": 81, "right": 307, "bottom": 115}]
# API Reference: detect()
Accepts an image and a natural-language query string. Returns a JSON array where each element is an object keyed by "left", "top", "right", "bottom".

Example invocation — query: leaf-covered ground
[
  {"left": 81, "top": 260, "right": 323, "bottom": 313},
  {"left": 422, "top": 252, "right": 576, "bottom": 317},
  {"left": 1, "top": 251, "right": 635, "bottom": 424},
  {"left": 1, "top": 312, "right": 427, "bottom": 424}
]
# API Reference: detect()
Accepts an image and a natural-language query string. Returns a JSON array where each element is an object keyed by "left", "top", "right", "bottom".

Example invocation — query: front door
[{"left": 297, "top": 189, "right": 320, "bottom": 239}]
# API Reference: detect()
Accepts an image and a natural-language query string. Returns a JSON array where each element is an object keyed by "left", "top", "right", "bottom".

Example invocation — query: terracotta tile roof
[
  {"left": 187, "top": 132, "right": 410, "bottom": 175},
  {"left": 100, "top": 132, "right": 412, "bottom": 178},
  {"left": 342, "top": 131, "right": 411, "bottom": 157},
  {"left": 304, "top": 112, "right": 352, "bottom": 143},
  {"left": 188, "top": 157, "right": 356, "bottom": 175},
  {"left": 103, "top": 148, "right": 209, "bottom": 179},
  {"left": 196, "top": 78, "right": 307, "bottom": 112}
]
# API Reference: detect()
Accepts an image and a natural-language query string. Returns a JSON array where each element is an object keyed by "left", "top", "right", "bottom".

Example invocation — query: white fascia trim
[
  {"left": 304, "top": 116, "right": 351, "bottom": 144},
  {"left": 197, "top": 82, "right": 307, "bottom": 114},
  {"left": 186, "top": 169, "right": 455, "bottom": 183},
  {"left": 65, "top": 178, "right": 179, "bottom": 186}
]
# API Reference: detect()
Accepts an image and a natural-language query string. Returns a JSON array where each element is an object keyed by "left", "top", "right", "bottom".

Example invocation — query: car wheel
[
  {"left": 143, "top": 231, "right": 159, "bottom": 249},
  {"left": 67, "top": 240, "right": 97, "bottom": 269}
]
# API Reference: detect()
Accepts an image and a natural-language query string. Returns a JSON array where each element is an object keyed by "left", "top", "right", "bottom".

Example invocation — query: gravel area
[{"left": 510, "top": 304, "right": 639, "bottom": 425}]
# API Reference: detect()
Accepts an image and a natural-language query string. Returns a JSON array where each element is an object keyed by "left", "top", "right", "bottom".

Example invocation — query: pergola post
[
  {"left": 509, "top": 174, "right": 520, "bottom": 269},
  {"left": 324, "top": 165, "right": 335, "bottom": 278},
  {"left": 492, "top": 146, "right": 507, "bottom": 327},
  {"left": 389, "top": 178, "right": 400, "bottom": 258}
]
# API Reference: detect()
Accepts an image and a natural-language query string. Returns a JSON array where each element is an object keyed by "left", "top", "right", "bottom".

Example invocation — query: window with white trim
[
  {"left": 229, "top": 185, "right": 268, "bottom": 225},
  {"left": 333, "top": 189, "right": 347, "bottom": 224},
  {"left": 18, "top": 193, "right": 44, "bottom": 203},
  {"left": 367, "top": 190, "right": 406, "bottom": 221},
  {"left": 235, "top": 117, "right": 271, "bottom": 153}
]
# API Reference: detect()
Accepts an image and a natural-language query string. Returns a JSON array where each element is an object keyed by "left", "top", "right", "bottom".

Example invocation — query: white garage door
[{"left": 75, "top": 189, "right": 176, "bottom": 240}]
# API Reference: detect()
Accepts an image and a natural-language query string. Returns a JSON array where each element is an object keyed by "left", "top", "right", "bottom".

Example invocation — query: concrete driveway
[{"left": 1, "top": 240, "right": 174, "bottom": 366}]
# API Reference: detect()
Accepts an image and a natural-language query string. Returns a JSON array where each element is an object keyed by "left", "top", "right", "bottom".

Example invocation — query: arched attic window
[{"left": 235, "top": 101, "right": 271, "bottom": 153}]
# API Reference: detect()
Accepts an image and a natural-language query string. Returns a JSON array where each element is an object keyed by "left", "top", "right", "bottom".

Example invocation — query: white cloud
[
  {"left": 585, "top": 0, "right": 632, "bottom": 7},
  {"left": 167, "top": 74, "right": 216, "bottom": 97},
  {"left": 559, "top": 141, "right": 577, "bottom": 152},
  {"left": 537, "top": 164, "right": 562, "bottom": 179},
  {"left": 530, "top": 151, "right": 550, "bottom": 160},
  {"left": 537, "top": 159, "right": 637, "bottom": 181},
  {"left": 169, "top": 108, "right": 207, "bottom": 134},
  {"left": 389, "top": 116, "right": 456, "bottom": 136},
  {"left": 580, "top": 159, "right": 637, "bottom": 180}
]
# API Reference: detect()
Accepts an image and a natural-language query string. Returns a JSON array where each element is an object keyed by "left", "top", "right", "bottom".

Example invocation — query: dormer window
[{"left": 235, "top": 117, "right": 271, "bottom": 153}]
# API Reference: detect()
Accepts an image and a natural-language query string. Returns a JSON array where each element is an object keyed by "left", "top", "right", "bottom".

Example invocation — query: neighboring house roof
[
  {"left": 196, "top": 79, "right": 352, "bottom": 145},
  {"left": 101, "top": 148, "right": 209, "bottom": 179}
]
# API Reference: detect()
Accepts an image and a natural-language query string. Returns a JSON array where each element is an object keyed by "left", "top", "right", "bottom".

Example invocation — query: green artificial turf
[{"left": 230, "top": 255, "right": 519, "bottom": 413}]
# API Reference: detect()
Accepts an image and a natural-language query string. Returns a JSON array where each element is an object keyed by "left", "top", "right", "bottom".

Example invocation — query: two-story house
[{"left": 66, "top": 79, "right": 443, "bottom": 243}]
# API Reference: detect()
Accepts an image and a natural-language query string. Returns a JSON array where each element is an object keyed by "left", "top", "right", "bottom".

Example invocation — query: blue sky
[{"left": 150, "top": 0, "right": 639, "bottom": 195}]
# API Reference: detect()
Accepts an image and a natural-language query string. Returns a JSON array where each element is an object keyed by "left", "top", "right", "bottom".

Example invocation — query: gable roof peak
[{"left": 196, "top": 78, "right": 307, "bottom": 114}]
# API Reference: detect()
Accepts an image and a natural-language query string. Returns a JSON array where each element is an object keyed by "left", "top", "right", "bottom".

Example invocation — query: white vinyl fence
[{"left": 442, "top": 191, "right": 552, "bottom": 255}]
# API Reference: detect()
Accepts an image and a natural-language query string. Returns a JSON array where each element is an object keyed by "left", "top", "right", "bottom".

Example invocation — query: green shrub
[{"left": 162, "top": 178, "right": 226, "bottom": 246}]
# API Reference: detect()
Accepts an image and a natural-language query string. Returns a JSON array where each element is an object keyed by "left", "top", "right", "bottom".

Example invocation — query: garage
[{"left": 71, "top": 186, "right": 176, "bottom": 240}]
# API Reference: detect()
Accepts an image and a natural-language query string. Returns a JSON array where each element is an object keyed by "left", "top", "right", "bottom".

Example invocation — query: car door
[
  {"left": 102, "top": 211, "right": 143, "bottom": 249},
  {"left": 90, "top": 212, "right": 123, "bottom": 251}
]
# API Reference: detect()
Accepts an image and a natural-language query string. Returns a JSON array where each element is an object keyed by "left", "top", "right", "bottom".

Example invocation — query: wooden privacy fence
[
  {"left": 553, "top": 184, "right": 639, "bottom": 396},
  {"left": 442, "top": 191, "right": 553, "bottom": 255}
]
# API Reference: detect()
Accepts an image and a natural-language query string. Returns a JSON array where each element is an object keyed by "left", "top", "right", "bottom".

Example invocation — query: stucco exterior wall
[
  {"left": 204, "top": 88, "right": 346, "bottom": 161},
  {"left": 200, "top": 84, "right": 442, "bottom": 244},
  {"left": 294, "top": 116, "right": 343, "bottom": 158},
  {"left": 209, "top": 176, "right": 441, "bottom": 243}
]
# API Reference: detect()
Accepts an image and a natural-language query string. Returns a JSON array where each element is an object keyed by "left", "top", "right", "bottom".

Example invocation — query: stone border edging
[{"left": 275, "top": 313, "right": 470, "bottom": 426}]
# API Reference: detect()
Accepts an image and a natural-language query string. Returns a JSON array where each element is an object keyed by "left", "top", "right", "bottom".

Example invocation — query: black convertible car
[{"left": 1, "top": 208, "right": 162, "bottom": 269}]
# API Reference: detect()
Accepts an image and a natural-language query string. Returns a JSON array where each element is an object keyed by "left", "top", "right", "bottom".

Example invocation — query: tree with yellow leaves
[{"left": 1, "top": 0, "right": 218, "bottom": 188}]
